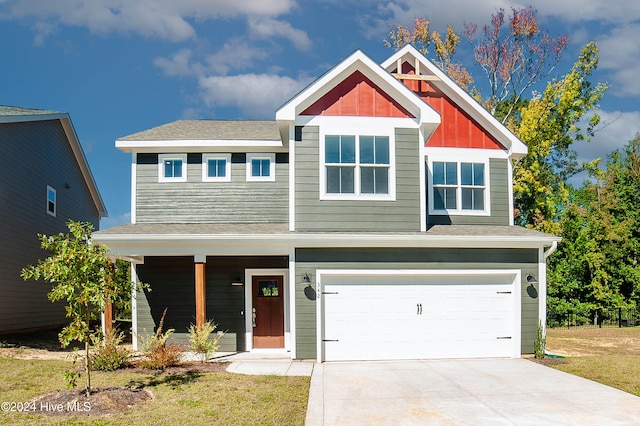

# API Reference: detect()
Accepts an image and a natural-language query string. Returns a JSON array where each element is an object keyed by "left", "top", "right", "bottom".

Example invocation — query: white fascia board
[
  {"left": 93, "top": 232, "right": 560, "bottom": 258},
  {"left": 115, "top": 139, "right": 283, "bottom": 153},
  {"left": 276, "top": 50, "right": 440, "bottom": 128},
  {"left": 382, "top": 45, "right": 527, "bottom": 160}
]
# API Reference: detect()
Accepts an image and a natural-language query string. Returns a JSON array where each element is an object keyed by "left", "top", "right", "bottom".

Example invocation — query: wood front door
[{"left": 252, "top": 275, "right": 285, "bottom": 348}]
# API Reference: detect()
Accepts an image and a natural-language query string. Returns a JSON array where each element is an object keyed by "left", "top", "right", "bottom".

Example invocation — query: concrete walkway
[
  {"left": 305, "top": 358, "right": 640, "bottom": 425},
  {"left": 210, "top": 351, "right": 315, "bottom": 377}
]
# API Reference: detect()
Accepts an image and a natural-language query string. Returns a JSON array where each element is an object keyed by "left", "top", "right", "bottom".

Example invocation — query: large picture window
[
  {"left": 324, "top": 135, "right": 391, "bottom": 197},
  {"left": 432, "top": 161, "right": 486, "bottom": 212}
]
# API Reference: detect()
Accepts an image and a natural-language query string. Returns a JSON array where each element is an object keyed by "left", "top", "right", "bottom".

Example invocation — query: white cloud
[
  {"left": 206, "top": 39, "right": 270, "bottom": 75},
  {"left": 198, "top": 73, "right": 312, "bottom": 118},
  {"left": 154, "top": 49, "right": 199, "bottom": 77},
  {"left": 5, "top": 0, "right": 297, "bottom": 42},
  {"left": 575, "top": 109, "right": 640, "bottom": 166},
  {"left": 596, "top": 23, "right": 640, "bottom": 96},
  {"left": 248, "top": 17, "right": 312, "bottom": 51}
]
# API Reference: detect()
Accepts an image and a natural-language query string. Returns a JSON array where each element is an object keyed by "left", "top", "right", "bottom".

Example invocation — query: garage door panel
[{"left": 322, "top": 274, "right": 517, "bottom": 361}]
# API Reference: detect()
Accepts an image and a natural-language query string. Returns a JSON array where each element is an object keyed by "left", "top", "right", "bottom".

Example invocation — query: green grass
[{"left": 0, "top": 358, "right": 310, "bottom": 425}]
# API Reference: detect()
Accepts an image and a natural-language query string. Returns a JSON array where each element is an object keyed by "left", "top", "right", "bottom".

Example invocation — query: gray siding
[
  {"left": 294, "top": 248, "right": 539, "bottom": 359},
  {"left": 0, "top": 120, "right": 100, "bottom": 333},
  {"left": 295, "top": 126, "right": 421, "bottom": 231},
  {"left": 135, "top": 256, "right": 288, "bottom": 352},
  {"left": 136, "top": 159, "right": 289, "bottom": 223},
  {"left": 427, "top": 158, "right": 511, "bottom": 225}
]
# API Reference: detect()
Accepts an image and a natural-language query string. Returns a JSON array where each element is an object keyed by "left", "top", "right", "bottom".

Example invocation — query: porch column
[
  {"left": 103, "top": 301, "right": 114, "bottom": 334},
  {"left": 195, "top": 255, "right": 206, "bottom": 327}
]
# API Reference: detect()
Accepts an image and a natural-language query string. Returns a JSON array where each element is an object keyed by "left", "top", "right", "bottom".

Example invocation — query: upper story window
[
  {"left": 159, "top": 154, "right": 187, "bottom": 182},
  {"left": 430, "top": 160, "right": 488, "bottom": 214},
  {"left": 46, "top": 185, "right": 56, "bottom": 216},
  {"left": 202, "top": 154, "right": 231, "bottom": 182},
  {"left": 246, "top": 153, "right": 275, "bottom": 182},
  {"left": 323, "top": 134, "right": 393, "bottom": 199}
]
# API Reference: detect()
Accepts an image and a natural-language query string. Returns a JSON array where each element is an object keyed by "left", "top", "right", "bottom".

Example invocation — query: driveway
[{"left": 305, "top": 358, "right": 640, "bottom": 425}]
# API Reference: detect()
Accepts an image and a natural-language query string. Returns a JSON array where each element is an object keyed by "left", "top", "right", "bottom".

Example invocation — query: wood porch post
[
  {"left": 195, "top": 261, "right": 206, "bottom": 327},
  {"left": 104, "top": 301, "right": 114, "bottom": 333}
]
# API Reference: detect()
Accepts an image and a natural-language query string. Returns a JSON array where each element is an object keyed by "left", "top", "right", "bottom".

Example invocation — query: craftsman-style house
[
  {"left": 0, "top": 106, "right": 106, "bottom": 333},
  {"left": 93, "top": 45, "right": 559, "bottom": 362}
]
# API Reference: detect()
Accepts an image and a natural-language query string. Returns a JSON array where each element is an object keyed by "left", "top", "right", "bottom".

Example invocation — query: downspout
[{"left": 544, "top": 241, "right": 558, "bottom": 259}]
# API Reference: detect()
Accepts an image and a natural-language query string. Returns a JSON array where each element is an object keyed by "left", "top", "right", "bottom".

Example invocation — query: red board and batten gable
[
  {"left": 300, "top": 70, "right": 414, "bottom": 118},
  {"left": 400, "top": 62, "right": 505, "bottom": 150}
]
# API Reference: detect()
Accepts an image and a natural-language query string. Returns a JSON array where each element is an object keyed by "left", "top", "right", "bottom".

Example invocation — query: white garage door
[{"left": 320, "top": 271, "right": 519, "bottom": 361}]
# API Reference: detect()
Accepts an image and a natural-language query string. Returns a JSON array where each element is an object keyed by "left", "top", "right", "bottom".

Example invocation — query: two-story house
[
  {"left": 93, "top": 45, "right": 559, "bottom": 362},
  {"left": 0, "top": 106, "right": 107, "bottom": 333}
]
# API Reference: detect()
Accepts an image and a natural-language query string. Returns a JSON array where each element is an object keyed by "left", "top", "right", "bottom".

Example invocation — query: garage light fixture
[
  {"left": 303, "top": 273, "right": 311, "bottom": 283},
  {"left": 526, "top": 274, "right": 538, "bottom": 283}
]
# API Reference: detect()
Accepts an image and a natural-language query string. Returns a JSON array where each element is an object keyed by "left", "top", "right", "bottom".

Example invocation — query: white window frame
[
  {"left": 202, "top": 153, "right": 231, "bottom": 182},
  {"left": 427, "top": 155, "right": 491, "bottom": 216},
  {"left": 320, "top": 134, "right": 396, "bottom": 201},
  {"left": 246, "top": 153, "right": 275, "bottom": 182},
  {"left": 46, "top": 185, "right": 56, "bottom": 217},
  {"left": 158, "top": 153, "right": 187, "bottom": 182}
]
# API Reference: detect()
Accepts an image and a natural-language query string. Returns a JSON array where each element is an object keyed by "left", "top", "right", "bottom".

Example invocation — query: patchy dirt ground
[
  {"left": 0, "top": 328, "right": 228, "bottom": 417},
  {"left": 545, "top": 327, "right": 640, "bottom": 357}
]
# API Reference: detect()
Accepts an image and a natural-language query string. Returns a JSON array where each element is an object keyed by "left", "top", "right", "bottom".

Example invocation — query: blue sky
[{"left": 1, "top": 0, "right": 638, "bottom": 229}]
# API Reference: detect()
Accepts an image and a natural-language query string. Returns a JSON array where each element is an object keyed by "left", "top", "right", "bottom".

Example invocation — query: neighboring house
[
  {"left": 93, "top": 45, "right": 559, "bottom": 362},
  {"left": 0, "top": 106, "right": 107, "bottom": 333}
]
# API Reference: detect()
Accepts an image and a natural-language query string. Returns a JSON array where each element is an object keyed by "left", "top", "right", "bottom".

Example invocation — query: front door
[{"left": 252, "top": 275, "right": 284, "bottom": 348}]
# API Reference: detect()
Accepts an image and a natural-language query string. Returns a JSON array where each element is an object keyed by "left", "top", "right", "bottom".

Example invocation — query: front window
[
  {"left": 431, "top": 161, "right": 486, "bottom": 212},
  {"left": 202, "top": 154, "right": 231, "bottom": 182},
  {"left": 324, "top": 135, "right": 391, "bottom": 197},
  {"left": 246, "top": 153, "right": 275, "bottom": 181},
  {"left": 158, "top": 154, "right": 187, "bottom": 182},
  {"left": 46, "top": 185, "right": 56, "bottom": 216}
]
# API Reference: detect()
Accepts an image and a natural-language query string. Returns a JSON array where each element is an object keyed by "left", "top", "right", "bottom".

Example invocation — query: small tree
[{"left": 21, "top": 220, "right": 132, "bottom": 396}]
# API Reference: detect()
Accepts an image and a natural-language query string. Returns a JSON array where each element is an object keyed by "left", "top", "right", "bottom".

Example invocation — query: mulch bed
[{"left": 27, "top": 361, "right": 230, "bottom": 417}]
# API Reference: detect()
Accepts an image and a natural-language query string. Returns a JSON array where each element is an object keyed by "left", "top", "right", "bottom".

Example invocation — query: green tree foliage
[
  {"left": 548, "top": 136, "right": 640, "bottom": 321},
  {"left": 384, "top": 18, "right": 473, "bottom": 90},
  {"left": 513, "top": 41, "right": 607, "bottom": 234},
  {"left": 21, "top": 220, "right": 134, "bottom": 396}
]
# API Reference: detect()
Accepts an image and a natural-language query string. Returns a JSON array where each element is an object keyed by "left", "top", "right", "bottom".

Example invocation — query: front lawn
[
  {"left": 0, "top": 357, "right": 310, "bottom": 425},
  {"left": 544, "top": 327, "right": 640, "bottom": 397}
]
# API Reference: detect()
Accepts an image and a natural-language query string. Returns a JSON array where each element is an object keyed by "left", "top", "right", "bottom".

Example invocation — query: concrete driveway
[{"left": 305, "top": 358, "right": 640, "bottom": 425}]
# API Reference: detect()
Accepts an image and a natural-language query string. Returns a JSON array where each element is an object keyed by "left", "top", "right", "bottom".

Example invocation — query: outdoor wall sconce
[
  {"left": 231, "top": 275, "right": 244, "bottom": 286},
  {"left": 526, "top": 274, "right": 538, "bottom": 283},
  {"left": 303, "top": 273, "right": 311, "bottom": 283}
]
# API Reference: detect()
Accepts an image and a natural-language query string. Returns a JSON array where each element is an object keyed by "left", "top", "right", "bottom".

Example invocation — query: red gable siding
[
  {"left": 301, "top": 71, "right": 414, "bottom": 118},
  {"left": 400, "top": 62, "right": 505, "bottom": 150}
]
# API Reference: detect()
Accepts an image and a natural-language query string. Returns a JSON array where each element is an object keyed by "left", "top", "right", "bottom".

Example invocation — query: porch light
[
  {"left": 303, "top": 273, "right": 311, "bottom": 283},
  {"left": 526, "top": 274, "right": 538, "bottom": 283},
  {"left": 231, "top": 275, "right": 244, "bottom": 286}
]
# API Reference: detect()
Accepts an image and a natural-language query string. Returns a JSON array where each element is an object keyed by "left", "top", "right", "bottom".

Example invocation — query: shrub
[
  {"left": 534, "top": 320, "right": 546, "bottom": 359},
  {"left": 188, "top": 320, "right": 224, "bottom": 363},
  {"left": 89, "top": 328, "right": 131, "bottom": 371},
  {"left": 138, "top": 308, "right": 183, "bottom": 370}
]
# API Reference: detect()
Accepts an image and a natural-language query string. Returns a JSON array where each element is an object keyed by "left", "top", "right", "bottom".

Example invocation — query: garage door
[{"left": 320, "top": 271, "right": 519, "bottom": 361}]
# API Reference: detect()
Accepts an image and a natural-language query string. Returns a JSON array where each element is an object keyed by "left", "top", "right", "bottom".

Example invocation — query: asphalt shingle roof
[
  {"left": 0, "top": 105, "right": 64, "bottom": 117},
  {"left": 118, "top": 120, "right": 280, "bottom": 141}
]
